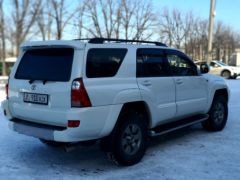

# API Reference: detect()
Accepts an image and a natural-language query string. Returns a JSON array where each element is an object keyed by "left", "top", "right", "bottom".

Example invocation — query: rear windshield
[{"left": 15, "top": 48, "right": 74, "bottom": 82}]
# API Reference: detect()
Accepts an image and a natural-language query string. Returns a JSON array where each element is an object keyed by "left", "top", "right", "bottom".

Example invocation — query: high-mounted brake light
[{"left": 71, "top": 78, "right": 92, "bottom": 107}]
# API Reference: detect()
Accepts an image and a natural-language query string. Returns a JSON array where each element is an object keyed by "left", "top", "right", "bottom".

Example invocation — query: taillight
[
  {"left": 5, "top": 83, "right": 9, "bottom": 99},
  {"left": 71, "top": 78, "right": 91, "bottom": 107}
]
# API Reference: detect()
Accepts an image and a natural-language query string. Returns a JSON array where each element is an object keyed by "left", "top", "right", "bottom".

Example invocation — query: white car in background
[
  {"left": 210, "top": 61, "right": 240, "bottom": 79},
  {"left": 196, "top": 60, "right": 240, "bottom": 79}
]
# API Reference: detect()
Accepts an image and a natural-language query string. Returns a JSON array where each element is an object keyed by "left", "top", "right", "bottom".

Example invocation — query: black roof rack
[{"left": 75, "top": 38, "right": 167, "bottom": 47}]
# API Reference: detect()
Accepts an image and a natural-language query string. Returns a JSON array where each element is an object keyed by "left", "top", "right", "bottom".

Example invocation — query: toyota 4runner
[{"left": 2, "top": 38, "right": 229, "bottom": 166}]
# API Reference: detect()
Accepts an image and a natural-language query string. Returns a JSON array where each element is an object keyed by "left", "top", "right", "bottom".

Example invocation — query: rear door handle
[
  {"left": 141, "top": 80, "right": 152, "bottom": 86},
  {"left": 175, "top": 79, "right": 183, "bottom": 85}
]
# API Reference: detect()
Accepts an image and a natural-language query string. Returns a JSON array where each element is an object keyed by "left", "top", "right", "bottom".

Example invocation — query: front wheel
[
  {"left": 202, "top": 95, "right": 228, "bottom": 131},
  {"left": 102, "top": 111, "right": 148, "bottom": 166}
]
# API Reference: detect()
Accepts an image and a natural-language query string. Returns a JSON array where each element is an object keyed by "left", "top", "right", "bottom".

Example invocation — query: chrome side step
[{"left": 149, "top": 114, "right": 209, "bottom": 137}]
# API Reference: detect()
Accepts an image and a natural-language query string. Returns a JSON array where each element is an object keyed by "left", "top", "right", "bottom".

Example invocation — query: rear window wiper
[
  {"left": 29, "top": 79, "right": 35, "bottom": 84},
  {"left": 42, "top": 80, "right": 49, "bottom": 85},
  {"left": 28, "top": 79, "right": 50, "bottom": 85}
]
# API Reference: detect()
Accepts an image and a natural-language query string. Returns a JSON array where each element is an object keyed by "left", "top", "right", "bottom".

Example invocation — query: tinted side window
[
  {"left": 167, "top": 51, "right": 198, "bottom": 76},
  {"left": 86, "top": 48, "right": 127, "bottom": 78},
  {"left": 137, "top": 49, "right": 171, "bottom": 77},
  {"left": 210, "top": 62, "right": 215, "bottom": 67},
  {"left": 210, "top": 62, "right": 219, "bottom": 67}
]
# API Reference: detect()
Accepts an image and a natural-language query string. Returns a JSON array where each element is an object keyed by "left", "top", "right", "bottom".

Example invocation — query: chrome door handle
[{"left": 142, "top": 80, "right": 152, "bottom": 86}]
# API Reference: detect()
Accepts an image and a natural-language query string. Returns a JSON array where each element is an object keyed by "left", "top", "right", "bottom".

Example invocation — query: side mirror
[{"left": 200, "top": 63, "right": 209, "bottom": 74}]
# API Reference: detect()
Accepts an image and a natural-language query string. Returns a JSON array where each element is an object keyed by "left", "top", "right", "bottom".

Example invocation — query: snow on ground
[{"left": 0, "top": 80, "right": 240, "bottom": 180}]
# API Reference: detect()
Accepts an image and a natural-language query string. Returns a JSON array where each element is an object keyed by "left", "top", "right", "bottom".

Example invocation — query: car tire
[
  {"left": 221, "top": 70, "right": 231, "bottom": 79},
  {"left": 101, "top": 111, "right": 148, "bottom": 166},
  {"left": 232, "top": 75, "right": 238, "bottom": 79},
  {"left": 39, "top": 139, "right": 69, "bottom": 147},
  {"left": 202, "top": 95, "right": 228, "bottom": 131}
]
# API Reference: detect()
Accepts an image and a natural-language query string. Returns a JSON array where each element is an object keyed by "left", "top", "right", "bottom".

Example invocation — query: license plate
[{"left": 23, "top": 93, "right": 48, "bottom": 105}]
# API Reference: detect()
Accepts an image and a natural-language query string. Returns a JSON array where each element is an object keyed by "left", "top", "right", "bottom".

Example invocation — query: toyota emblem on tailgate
[{"left": 31, "top": 84, "right": 36, "bottom": 90}]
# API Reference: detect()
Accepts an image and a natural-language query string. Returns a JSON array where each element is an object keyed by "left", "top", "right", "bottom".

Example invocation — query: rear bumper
[
  {"left": 2, "top": 100, "right": 122, "bottom": 142},
  {"left": 9, "top": 118, "right": 57, "bottom": 141}
]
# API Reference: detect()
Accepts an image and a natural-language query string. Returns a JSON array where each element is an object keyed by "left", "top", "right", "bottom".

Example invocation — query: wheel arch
[
  {"left": 100, "top": 101, "right": 151, "bottom": 152},
  {"left": 114, "top": 101, "right": 152, "bottom": 131},
  {"left": 202, "top": 88, "right": 229, "bottom": 131},
  {"left": 214, "top": 88, "right": 229, "bottom": 102},
  {"left": 221, "top": 69, "right": 232, "bottom": 77},
  {"left": 208, "top": 88, "right": 229, "bottom": 112}
]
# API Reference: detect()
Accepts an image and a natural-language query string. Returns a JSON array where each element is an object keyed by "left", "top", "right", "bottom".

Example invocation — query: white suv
[{"left": 2, "top": 38, "right": 229, "bottom": 166}]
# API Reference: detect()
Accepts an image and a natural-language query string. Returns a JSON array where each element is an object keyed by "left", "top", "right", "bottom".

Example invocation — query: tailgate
[{"left": 8, "top": 47, "right": 81, "bottom": 126}]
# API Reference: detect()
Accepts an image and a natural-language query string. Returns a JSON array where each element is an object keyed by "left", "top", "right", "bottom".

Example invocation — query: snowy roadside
[{"left": 0, "top": 80, "right": 239, "bottom": 180}]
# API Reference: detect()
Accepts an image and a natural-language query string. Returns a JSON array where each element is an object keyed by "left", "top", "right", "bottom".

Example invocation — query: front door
[{"left": 166, "top": 50, "right": 208, "bottom": 118}]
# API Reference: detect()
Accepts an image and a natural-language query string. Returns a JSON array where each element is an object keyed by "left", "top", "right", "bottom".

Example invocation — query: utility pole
[
  {"left": 207, "top": 0, "right": 216, "bottom": 64},
  {"left": 0, "top": 0, "right": 7, "bottom": 76}
]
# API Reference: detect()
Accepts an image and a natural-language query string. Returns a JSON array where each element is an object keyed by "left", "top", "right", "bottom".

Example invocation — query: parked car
[
  {"left": 196, "top": 60, "right": 240, "bottom": 79},
  {"left": 2, "top": 38, "right": 229, "bottom": 166}
]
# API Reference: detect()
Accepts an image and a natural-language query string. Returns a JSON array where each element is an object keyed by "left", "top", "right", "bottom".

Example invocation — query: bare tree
[
  {"left": 11, "top": 0, "right": 41, "bottom": 55},
  {"left": 120, "top": 0, "right": 134, "bottom": 39},
  {"left": 213, "top": 22, "right": 238, "bottom": 63},
  {"left": 82, "top": 0, "right": 156, "bottom": 40},
  {"left": 5, "top": 25, "right": 16, "bottom": 57},
  {"left": 74, "top": 3, "right": 86, "bottom": 39},
  {"left": 84, "top": 0, "right": 114, "bottom": 38},
  {"left": 184, "top": 18, "right": 208, "bottom": 60},
  {"left": 160, "top": 8, "right": 190, "bottom": 48},
  {"left": 0, "top": 0, "right": 6, "bottom": 75},
  {"left": 130, "top": 0, "right": 156, "bottom": 40},
  {"left": 0, "top": 0, "right": 239, "bottom": 66},
  {"left": 159, "top": 8, "right": 240, "bottom": 62},
  {"left": 159, "top": 8, "right": 210, "bottom": 60},
  {"left": 82, "top": 0, "right": 124, "bottom": 38},
  {"left": 37, "top": 1, "right": 53, "bottom": 40},
  {"left": 50, "top": 0, "right": 78, "bottom": 40}
]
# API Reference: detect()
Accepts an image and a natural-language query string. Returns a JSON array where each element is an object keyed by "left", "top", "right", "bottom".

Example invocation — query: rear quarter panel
[{"left": 82, "top": 45, "right": 141, "bottom": 107}]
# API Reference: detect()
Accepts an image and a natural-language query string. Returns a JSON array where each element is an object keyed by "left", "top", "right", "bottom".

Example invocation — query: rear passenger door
[
  {"left": 166, "top": 50, "right": 208, "bottom": 118},
  {"left": 136, "top": 48, "right": 176, "bottom": 126}
]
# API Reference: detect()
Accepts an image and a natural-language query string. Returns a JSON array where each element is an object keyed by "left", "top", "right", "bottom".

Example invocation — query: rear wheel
[
  {"left": 202, "top": 95, "right": 228, "bottom": 131},
  {"left": 101, "top": 111, "right": 148, "bottom": 166},
  {"left": 221, "top": 70, "right": 231, "bottom": 79}
]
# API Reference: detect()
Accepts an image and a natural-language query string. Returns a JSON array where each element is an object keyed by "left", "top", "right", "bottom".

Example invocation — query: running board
[{"left": 149, "top": 114, "right": 209, "bottom": 137}]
